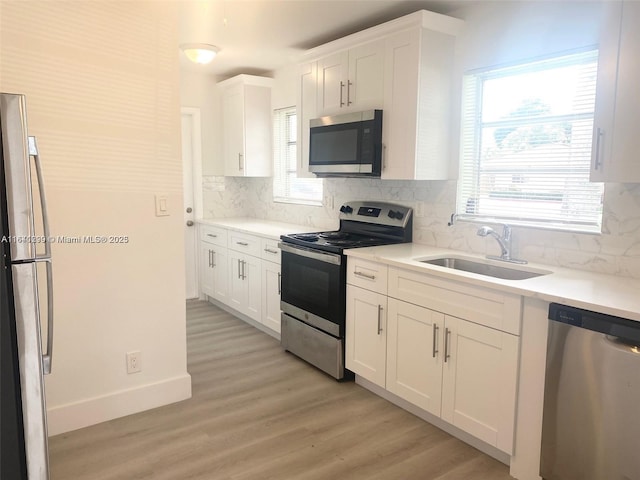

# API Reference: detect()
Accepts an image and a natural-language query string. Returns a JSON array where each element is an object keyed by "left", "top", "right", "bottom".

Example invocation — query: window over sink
[
  {"left": 273, "top": 106, "right": 323, "bottom": 205},
  {"left": 457, "top": 49, "right": 604, "bottom": 233}
]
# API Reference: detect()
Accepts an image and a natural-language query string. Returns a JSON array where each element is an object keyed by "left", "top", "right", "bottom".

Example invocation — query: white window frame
[
  {"left": 273, "top": 106, "right": 323, "bottom": 206},
  {"left": 457, "top": 49, "right": 604, "bottom": 233}
]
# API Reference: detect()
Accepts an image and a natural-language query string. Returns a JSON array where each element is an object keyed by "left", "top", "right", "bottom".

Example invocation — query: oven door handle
[{"left": 279, "top": 242, "right": 342, "bottom": 266}]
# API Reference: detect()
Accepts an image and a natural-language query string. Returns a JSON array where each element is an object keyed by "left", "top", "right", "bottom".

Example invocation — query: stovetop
[{"left": 280, "top": 201, "right": 413, "bottom": 254}]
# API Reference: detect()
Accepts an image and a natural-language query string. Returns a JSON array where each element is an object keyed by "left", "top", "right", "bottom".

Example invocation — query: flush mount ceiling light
[{"left": 180, "top": 43, "right": 220, "bottom": 65}]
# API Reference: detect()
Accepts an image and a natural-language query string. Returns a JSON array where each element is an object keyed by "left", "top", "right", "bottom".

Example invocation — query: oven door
[{"left": 279, "top": 243, "right": 345, "bottom": 337}]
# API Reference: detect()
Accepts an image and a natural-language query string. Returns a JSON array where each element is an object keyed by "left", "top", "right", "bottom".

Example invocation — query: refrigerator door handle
[
  {"left": 41, "top": 258, "right": 54, "bottom": 375},
  {"left": 29, "top": 136, "right": 54, "bottom": 374}
]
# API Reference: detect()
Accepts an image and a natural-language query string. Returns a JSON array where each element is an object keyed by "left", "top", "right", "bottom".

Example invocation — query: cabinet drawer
[
  {"left": 388, "top": 267, "right": 522, "bottom": 335},
  {"left": 228, "top": 231, "right": 261, "bottom": 257},
  {"left": 260, "top": 238, "right": 281, "bottom": 264},
  {"left": 347, "top": 258, "right": 388, "bottom": 295},
  {"left": 200, "top": 225, "right": 228, "bottom": 247}
]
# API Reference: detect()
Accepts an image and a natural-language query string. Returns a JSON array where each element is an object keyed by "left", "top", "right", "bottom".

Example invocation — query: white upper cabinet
[
  {"left": 297, "top": 62, "right": 318, "bottom": 178},
  {"left": 382, "top": 26, "right": 458, "bottom": 180},
  {"left": 591, "top": 1, "right": 640, "bottom": 182},
  {"left": 218, "top": 74, "right": 273, "bottom": 177},
  {"left": 298, "top": 10, "right": 463, "bottom": 180},
  {"left": 316, "top": 41, "right": 385, "bottom": 116}
]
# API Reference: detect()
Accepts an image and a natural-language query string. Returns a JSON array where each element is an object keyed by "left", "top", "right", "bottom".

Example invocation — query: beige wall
[{"left": 1, "top": 1, "right": 191, "bottom": 434}]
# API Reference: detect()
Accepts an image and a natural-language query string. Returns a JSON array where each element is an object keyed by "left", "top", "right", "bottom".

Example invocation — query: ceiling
[{"left": 178, "top": 0, "right": 460, "bottom": 80}]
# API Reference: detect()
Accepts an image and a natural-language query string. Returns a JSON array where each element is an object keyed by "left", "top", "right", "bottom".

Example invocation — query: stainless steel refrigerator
[{"left": 1, "top": 92, "right": 53, "bottom": 479}]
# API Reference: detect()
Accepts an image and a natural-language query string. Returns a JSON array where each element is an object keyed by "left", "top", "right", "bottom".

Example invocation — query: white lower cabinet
[
  {"left": 200, "top": 244, "right": 229, "bottom": 302},
  {"left": 227, "top": 250, "right": 261, "bottom": 322},
  {"left": 345, "top": 285, "right": 387, "bottom": 388},
  {"left": 200, "top": 224, "right": 286, "bottom": 336},
  {"left": 386, "top": 298, "right": 444, "bottom": 416},
  {"left": 261, "top": 260, "right": 281, "bottom": 333},
  {"left": 346, "top": 258, "right": 521, "bottom": 455},
  {"left": 440, "top": 315, "right": 519, "bottom": 454}
]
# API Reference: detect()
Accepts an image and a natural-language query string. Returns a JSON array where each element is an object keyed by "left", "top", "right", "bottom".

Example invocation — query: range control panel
[{"left": 338, "top": 201, "right": 412, "bottom": 228}]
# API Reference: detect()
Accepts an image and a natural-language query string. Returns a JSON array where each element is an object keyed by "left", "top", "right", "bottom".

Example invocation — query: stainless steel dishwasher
[{"left": 541, "top": 303, "right": 640, "bottom": 480}]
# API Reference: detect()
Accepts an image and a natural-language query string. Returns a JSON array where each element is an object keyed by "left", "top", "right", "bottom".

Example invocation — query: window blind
[
  {"left": 458, "top": 49, "right": 604, "bottom": 232},
  {"left": 273, "top": 107, "right": 323, "bottom": 205}
]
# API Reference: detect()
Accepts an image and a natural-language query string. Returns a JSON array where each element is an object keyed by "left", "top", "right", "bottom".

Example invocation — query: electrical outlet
[{"left": 126, "top": 351, "right": 141, "bottom": 374}]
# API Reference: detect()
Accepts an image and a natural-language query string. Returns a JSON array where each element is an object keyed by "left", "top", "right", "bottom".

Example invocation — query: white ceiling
[{"left": 179, "top": 0, "right": 459, "bottom": 79}]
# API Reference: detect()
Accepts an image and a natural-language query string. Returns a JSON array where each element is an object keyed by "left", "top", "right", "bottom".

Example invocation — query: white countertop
[
  {"left": 199, "top": 218, "right": 318, "bottom": 240},
  {"left": 345, "top": 243, "right": 640, "bottom": 323}
]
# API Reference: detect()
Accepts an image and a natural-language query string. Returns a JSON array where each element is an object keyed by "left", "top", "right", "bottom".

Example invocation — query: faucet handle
[{"left": 501, "top": 224, "right": 512, "bottom": 241}]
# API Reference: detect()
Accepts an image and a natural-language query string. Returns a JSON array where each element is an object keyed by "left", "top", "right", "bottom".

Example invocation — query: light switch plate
[{"left": 155, "top": 194, "right": 169, "bottom": 217}]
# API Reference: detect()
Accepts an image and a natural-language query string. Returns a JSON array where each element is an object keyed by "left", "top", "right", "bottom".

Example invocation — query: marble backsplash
[{"left": 202, "top": 175, "right": 640, "bottom": 279}]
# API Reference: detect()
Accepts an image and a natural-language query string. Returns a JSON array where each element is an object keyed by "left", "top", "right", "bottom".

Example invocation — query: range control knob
[
  {"left": 388, "top": 210, "right": 404, "bottom": 220},
  {"left": 340, "top": 205, "right": 353, "bottom": 214},
  {"left": 388, "top": 210, "right": 397, "bottom": 219}
]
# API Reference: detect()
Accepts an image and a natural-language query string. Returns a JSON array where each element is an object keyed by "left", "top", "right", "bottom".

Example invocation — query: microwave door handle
[{"left": 29, "top": 136, "right": 54, "bottom": 374}]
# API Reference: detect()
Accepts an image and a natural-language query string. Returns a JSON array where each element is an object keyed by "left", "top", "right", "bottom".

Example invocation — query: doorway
[{"left": 181, "top": 108, "right": 202, "bottom": 300}]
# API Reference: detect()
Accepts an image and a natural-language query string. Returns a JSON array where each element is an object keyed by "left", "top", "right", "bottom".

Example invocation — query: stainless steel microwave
[{"left": 308, "top": 109, "right": 382, "bottom": 177}]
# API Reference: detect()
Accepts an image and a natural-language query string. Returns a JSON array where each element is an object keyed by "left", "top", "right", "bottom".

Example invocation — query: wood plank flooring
[{"left": 49, "top": 300, "right": 514, "bottom": 479}]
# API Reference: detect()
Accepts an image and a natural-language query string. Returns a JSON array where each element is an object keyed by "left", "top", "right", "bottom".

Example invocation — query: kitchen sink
[{"left": 418, "top": 256, "right": 551, "bottom": 280}]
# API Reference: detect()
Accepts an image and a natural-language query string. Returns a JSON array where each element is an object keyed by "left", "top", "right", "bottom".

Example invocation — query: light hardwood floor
[{"left": 49, "top": 300, "right": 514, "bottom": 479}]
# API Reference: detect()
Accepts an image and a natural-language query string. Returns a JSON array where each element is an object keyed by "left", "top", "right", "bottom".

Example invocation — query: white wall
[
  {"left": 0, "top": 1, "right": 191, "bottom": 434},
  {"left": 203, "top": 1, "right": 640, "bottom": 280}
]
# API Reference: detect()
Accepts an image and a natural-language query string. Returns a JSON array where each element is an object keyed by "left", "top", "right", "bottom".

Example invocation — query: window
[
  {"left": 273, "top": 106, "right": 323, "bottom": 205},
  {"left": 458, "top": 49, "right": 604, "bottom": 233}
]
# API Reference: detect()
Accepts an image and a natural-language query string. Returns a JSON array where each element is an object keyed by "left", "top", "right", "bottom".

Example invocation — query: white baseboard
[{"left": 46, "top": 373, "right": 192, "bottom": 436}]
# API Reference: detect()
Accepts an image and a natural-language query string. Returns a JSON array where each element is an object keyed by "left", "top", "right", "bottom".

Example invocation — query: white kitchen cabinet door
[
  {"left": 441, "top": 315, "right": 519, "bottom": 454},
  {"left": 201, "top": 243, "right": 228, "bottom": 302},
  {"left": 382, "top": 27, "right": 456, "bottom": 180},
  {"left": 211, "top": 246, "right": 229, "bottom": 303},
  {"left": 200, "top": 244, "right": 216, "bottom": 298},
  {"left": 219, "top": 75, "right": 273, "bottom": 177},
  {"left": 244, "top": 254, "right": 262, "bottom": 322},
  {"left": 346, "top": 285, "right": 387, "bottom": 388},
  {"left": 316, "top": 51, "right": 349, "bottom": 115},
  {"left": 261, "top": 260, "right": 281, "bottom": 333},
  {"left": 227, "top": 251, "right": 246, "bottom": 313},
  {"left": 222, "top": 84, "right": 245, "bottom": 176},
  {"left": 315, "top": 42, "right": 384, "bottom": 117},
  {"left": 591, "top": 1, "right": 640, "bottom": 182},
  {"left": 386, "top": 299, "right": 444, "bottom": 416},
  {"left": 346, "top": 41, "right": 385, "bottom": 112},
  {"left": 227, "top": 251, "right": 262, "bottom": 322},
  {"left": 297, "top": 62, "right": 318, "bottom": 178}
]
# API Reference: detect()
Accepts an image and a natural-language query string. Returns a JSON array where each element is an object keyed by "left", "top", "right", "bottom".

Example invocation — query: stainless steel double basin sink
[{"left": 417, "top": 256, "right": 551, "bottom": 281}]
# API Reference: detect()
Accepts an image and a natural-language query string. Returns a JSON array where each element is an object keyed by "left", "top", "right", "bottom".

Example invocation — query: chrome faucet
[{"left": 477, "top": 224, "right": 527, "bottom": 264}]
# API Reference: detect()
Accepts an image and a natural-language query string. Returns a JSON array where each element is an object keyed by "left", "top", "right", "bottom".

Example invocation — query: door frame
[{"left": 181, "top": 107, "right": 203, "bottom": 298}]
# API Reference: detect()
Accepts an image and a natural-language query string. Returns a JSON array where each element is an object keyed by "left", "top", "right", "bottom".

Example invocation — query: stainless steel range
[{"left": 279, "top": 201, "right": 413, "bottom": 380}]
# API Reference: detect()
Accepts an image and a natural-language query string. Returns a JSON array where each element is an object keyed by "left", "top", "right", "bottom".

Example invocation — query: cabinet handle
[
  {"left": 242, "top": 260, "right": 247, "bottom": 280},
  {"left": 339, "top": 81, "right": 345, "bottom": 107},
  {"left": 377, "top": 305, "right": 383, "bottom": 335},
  {"left": 278, "top": 272, "right": 281, "bottom": 295},
  {"left": 208, "top": 249, "right": 213, "bottom": 268},
  {"left": 236, "top": 241, "right": 249, "bottom": 246},
  {"left": 594, "top": 127, "right": 604, "bottom": 171},
  {"left": 211, "top": 251, "right": 216, "bottom": 268},
  {"left": 347, "top": 80, "right": 353, "bottom": 106},
  {"left": 238, "top": 153, "right": 244, "bottom": 171},
  {"left": 444, "top": 328, "right": 451, "bottom": 363},
  {"left": 354, "top": 271, "right": 375, "bottom": 280},
  {"left": 207, "top": 233, "right": 217, "bottom": 238},
  {"left": 432, "top": 323, "right": 439, "bottom": 358},
  {"left": 264, "top": 248, "right": 278, "bottom": 255},
  {"left": 382, "top": 144, "right": 387, "bottom": 171},
  {"left": 237, "top": 259, "right": 242, "bottom": 279}
]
